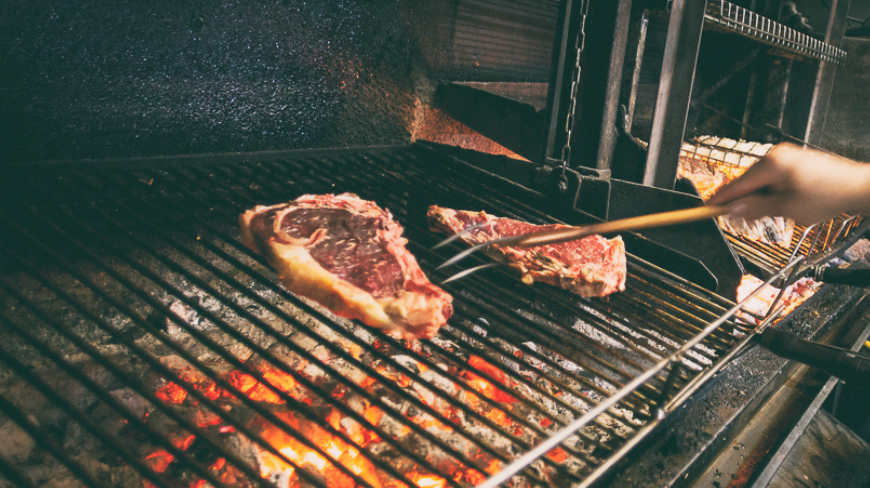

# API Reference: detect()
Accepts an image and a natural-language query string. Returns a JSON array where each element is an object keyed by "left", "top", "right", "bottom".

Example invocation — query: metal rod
[
  {"left": 0, "top": 242, "right": 315, "bottom": 488},
  {"left": 0, "top": 312, "right": 223, "bottom": 488},
  {"left": 655, "top": 361, "right": 685, "bottom": 419},
  {"left": 63, "top": 174, "right": 545, "bottom": 484},
  {"left": 0, "top": 337, "right": 183, "bottom": 488},
  {"left": 478, "top": 257, "right": 803, "bottom": 488},
  {"left": 0, "top": 387, "right": 112, "bottom": 488},
  {"left": 644, "top": 0, "right": 708, "bottom": 189}
]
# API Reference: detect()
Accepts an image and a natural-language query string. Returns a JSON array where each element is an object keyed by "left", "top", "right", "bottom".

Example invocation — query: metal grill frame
[{"left": 0, "top": 144, "right": 863, "bottom": 488}]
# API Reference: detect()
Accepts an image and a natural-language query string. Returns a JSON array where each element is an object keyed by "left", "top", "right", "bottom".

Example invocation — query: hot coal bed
[{"left": 0, "top": 145, "right": 780, "bottom": 488}]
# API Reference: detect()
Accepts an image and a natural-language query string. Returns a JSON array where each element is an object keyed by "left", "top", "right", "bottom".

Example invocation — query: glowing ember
[
  {"left": 485, "top": 408, "right": 511, "bottom": 426},
  {"left": 255, "top": 412, "right": 383, "bottom": 488},
  {"left": 224, "top": 367, "right": 296, "bottom": 404},
  {"left": 155, "top": 382, "right": 187, "bottom": 404},
  {"left": 144, "top": 450, "right": 175, "bottom": 473},
  {"left": 170, "top": 434, "right": 196, "bottom": 451},
  {"left": 463, "top": 470, "right": 487, "bottom": 485},
  {"left": 468, "top": 356, "right": 506, "bottom": 383},
  {"left": 463, "top": 372, "right": 517, "bottom": 404},
  {"left": 375, "top": 364, "right": 412, "bottom": 388},
  {"left": 408, "top": 471, "right": 448, "bottom": 488},
  {"left": 545, "top": 447, "right": 568, "bottom": 463}
]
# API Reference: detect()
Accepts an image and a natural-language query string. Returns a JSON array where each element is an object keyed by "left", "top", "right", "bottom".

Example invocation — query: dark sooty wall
[{"left": 0, "top": 0, "right": 447, "bottom": 163}]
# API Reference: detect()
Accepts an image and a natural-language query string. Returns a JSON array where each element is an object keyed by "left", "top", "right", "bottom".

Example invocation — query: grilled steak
[
  {"left": 428, "top": 206, "right": 627, "bottom": 298},
  {"left": 240, "top": 193, "right": 453, "bottom": 339}
]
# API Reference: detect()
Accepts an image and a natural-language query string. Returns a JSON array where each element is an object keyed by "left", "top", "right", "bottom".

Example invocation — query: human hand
[{"left": 708, "top": 143, "right": 870, "bottom": 226}]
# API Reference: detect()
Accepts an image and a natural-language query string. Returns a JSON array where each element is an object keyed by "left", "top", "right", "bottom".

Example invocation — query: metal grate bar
[
  {"left": 0, "top": 375, "right": 113, "bottom": 488},
  {"left": 0, "top": 452, "right": 36, "bottom": 488},
  {"left": 59, "top": 173, "right": 562, "bottom": 483},
  {"left": 0, "top": 146, "right": 759, "bottom": 487},
  {"left": 0, "top": 310, "right": 223, "bottom": 488},
  {"left": 0, "top": 214, "right": 327, "bottom": 488},
  {"left": 150, "top": 165, "right": 599, "bottom": 477}
]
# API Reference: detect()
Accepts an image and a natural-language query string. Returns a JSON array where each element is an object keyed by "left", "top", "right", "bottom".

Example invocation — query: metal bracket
[{"left": 539, "top": 161, "right": 612, "bottom": 220}]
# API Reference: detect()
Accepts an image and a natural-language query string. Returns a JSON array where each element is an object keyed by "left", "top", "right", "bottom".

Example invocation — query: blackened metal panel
[
  {"left": 0, "top": 0, "right": 437, "bottom": 163},
  {"left": 446, "top": 0, "right": 559, "bottom": 82},
  {"left": 804, "top": 0, "right": 852, "bottom": 145}
]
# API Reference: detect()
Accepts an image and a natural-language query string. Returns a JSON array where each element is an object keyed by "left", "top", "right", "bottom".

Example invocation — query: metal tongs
[{"left": 436, "top": 204, "right": 730, "bottom": 283}]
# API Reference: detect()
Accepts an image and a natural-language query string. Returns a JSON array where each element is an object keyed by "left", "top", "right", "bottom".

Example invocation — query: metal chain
[{"left": 559, "top": 0, "right": 590, "bottom": 177}]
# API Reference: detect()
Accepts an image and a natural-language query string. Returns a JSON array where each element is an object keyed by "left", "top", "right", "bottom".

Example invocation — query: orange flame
[
  {"left": 255, "top": 412, "right": 383, "bottom": 488},
  {"left": 224, "top": 368, "right": 297, "bottom": 404},
  {"left": 408, "top": 471, "right": 447, "bottom": 488},
  {"left": 463, "top": 373, "right": 517, "bottom": 404}
]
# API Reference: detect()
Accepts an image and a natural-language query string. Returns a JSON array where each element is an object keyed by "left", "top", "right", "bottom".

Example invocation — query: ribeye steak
[
  {"left": 240, "top": 193, "right": 453, "bottom": 339},
  {"left": 428, "top": 206, "right": 627, "bottom": 298}
]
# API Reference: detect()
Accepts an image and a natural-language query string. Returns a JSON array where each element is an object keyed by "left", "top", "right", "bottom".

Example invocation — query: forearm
[{"left": 839, "top": 161, "right": 870, "bottom": 216}]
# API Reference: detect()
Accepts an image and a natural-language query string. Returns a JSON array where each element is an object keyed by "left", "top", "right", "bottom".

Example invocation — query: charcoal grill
[
  {"left": 0, "top": 144, "right": 820, "bottom": 488},
  {"left": 3, "top": 0, "right": 869, "bottom": 486}
]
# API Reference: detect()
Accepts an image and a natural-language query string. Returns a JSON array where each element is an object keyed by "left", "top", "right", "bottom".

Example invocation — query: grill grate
[{"left": 0, "top": 146, "right": 751, "bottom": 487}]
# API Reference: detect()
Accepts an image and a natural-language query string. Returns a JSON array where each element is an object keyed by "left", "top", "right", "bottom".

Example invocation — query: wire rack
[
  {"left": 681, "top": 136, "right": 863, "bottom": 277},
  {"left": 705, "top": 0, "right": 847, "bottom": 66}
]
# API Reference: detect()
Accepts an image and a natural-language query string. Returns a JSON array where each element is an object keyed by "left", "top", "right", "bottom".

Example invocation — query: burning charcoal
[
  {"left": 37, "top": 474, "right": 82, "bottom": 488},
  {"left": 62, "top": 421, "right": 103, "bottom": 457},
  {"left": 167, "top": 299, "right": 203, "bottom": 332},
  {"left": 0, "top": 418, "right": 36, "bottom": 463},
  {"left": 391, "top": 355, "right": 427, "bottom": 375},
  {"left": 108, "top": 464, "right": 145, "bottom": 488},
  {"left": 109, "top": 388, "right": 153, "bottom": 419},
  {"left": 252, "top": 411, "right": 385, "bottom": 488}
]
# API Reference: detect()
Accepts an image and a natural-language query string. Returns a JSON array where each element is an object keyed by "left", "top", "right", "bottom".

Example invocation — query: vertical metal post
[
  {"left": 804, "top": 0, "right": 851, "bottom": 145},
  {"left": 543, "top": 0, "right": 633, "bottom": 174},
  {"left": 642, "top": 0, "right": 708, "bottom": 189},
  {"left": 741, "top": 69, "right": 758, "bottom": 140},
  {"left": 623, "top": 10, "right": 650, "bottom": 133}
]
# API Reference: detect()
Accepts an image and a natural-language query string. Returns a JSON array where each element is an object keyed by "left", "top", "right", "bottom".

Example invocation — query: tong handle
[
  {"left": 760, "top": 328, "right": 870, "bottom": 386},
  {"left": 816, "top": 267, "right": 870, "bottom": 288},
  {"left": 511, "top": 204, "right": 730, "bottom": 247}
]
